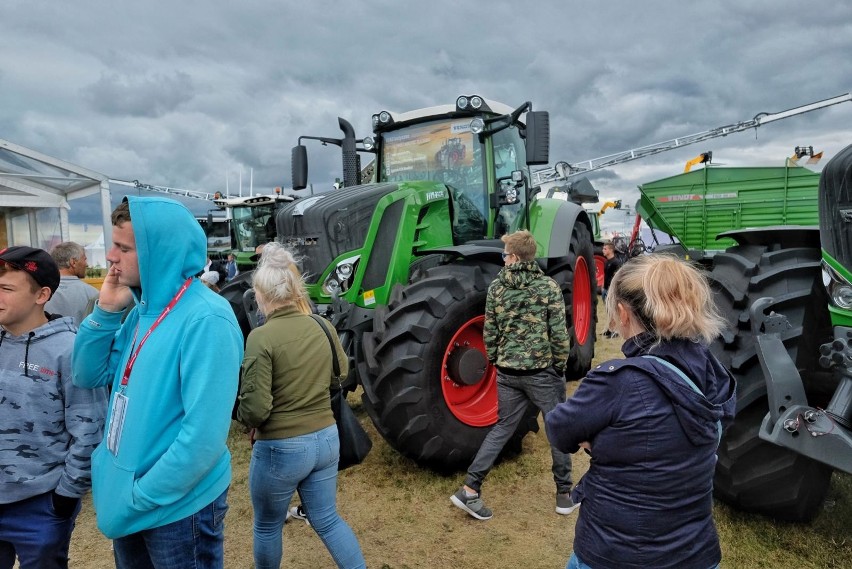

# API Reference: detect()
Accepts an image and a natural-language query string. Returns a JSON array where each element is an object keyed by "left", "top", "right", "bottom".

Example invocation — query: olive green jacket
[{"left": 235, "top": 307, "right": 346, "bottom": 440}]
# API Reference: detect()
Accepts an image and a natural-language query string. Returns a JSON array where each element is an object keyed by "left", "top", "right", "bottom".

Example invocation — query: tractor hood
[
  {"left": 820, "top": 143, "right": 852, "bottom": 269},
  {"left": 276, "top": 182, "right": 399, "bottom": 283}
]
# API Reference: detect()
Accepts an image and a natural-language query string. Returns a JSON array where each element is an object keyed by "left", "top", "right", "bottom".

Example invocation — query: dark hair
[{"left": 111, "top": 201, "right": 131, "bottom": 226}]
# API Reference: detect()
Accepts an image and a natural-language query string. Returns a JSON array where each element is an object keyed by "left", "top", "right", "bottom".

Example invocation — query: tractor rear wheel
[
  {"left": 549, "top": 222, "right": 597, "bottom": 380},
  {"left": 709, "top": 242, "right": 834, "bottom": 521},
  {"left": 360, "top": 263, "right": 538, "bottom": 472}
]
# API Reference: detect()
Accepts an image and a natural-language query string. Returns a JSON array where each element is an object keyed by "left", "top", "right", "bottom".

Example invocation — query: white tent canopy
[{"left": 0, "top": 138, "right": 112, "bottom": 250}]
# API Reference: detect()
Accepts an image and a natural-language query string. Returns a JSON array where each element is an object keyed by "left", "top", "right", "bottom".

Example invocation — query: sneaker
[
  {"left": 556, "top": 493, "right": 580, "bottom": 515},
  {"left": 450, "top": 487, "right": 493, "bottom": 520},
  {"left": 288, "top": 505, "right": 311, "bottom": 526}
]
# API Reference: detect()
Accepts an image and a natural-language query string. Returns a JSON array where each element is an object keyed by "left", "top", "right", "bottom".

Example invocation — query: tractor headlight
[
  {"left": 323, "top": 255, "right": 360, "bottom": 295},
  {"left": 457, "top": 96, "right": 469, "bottom": 110},
  {"left": 470, "top": 96, "right": 483, "bottom": 109},
  {"left": 822, "top": 260, "right": 852, "bottom": 309},
  {"left": 363, "top": 136, "right": 375, "bottom": 151},
  {"left": 469, "top": 117, "right": 485, "bottom": 134}
]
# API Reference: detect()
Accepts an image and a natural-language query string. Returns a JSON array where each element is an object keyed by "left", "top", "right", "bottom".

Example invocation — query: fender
[{"left": 529, "top": 198, "right": 593, "bottom": 258}]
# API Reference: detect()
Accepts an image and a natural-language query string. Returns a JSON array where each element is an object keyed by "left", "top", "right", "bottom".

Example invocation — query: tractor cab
[
  {"left": 368, "top": 96, "right": 549, "bottom": 242},
  {"left": 213, "top": 193, "right": 296, "bottom": 269}
]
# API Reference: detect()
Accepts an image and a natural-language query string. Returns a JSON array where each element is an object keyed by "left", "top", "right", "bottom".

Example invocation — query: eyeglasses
[{"left": 501, "top": 252, "right": 512, "bottom": 260}]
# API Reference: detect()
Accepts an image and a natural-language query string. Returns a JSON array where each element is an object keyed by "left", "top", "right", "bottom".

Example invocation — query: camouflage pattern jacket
[
  {"left": 484, "top": 260, "right": 571, "bottom": 372},
  {"left": 0, "top": 316, "right": 107, "bottom": 504}
]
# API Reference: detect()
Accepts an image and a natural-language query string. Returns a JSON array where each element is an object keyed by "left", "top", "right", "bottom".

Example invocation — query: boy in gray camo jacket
[
  {"left": 451, "top": 230, "right": 575, "bottom": 520},
  {"left": 0, "top": 246, "right": 107, "bottom": 568}
]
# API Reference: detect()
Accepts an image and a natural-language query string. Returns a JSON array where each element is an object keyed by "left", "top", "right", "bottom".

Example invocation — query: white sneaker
[{"left": 288, "top": 505, "right": 311, "bottom": 526}]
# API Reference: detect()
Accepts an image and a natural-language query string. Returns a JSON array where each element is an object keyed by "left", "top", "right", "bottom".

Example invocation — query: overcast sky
[{"left": 3, "top": 0, "right": 851, "bottom": 234}]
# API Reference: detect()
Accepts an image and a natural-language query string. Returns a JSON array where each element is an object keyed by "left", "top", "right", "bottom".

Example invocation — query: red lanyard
[{"left": 120, "top": 278, "right": 193, "bottom": 388}]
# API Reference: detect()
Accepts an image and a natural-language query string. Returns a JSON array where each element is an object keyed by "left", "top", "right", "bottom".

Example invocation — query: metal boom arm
[{"left": 532, "top": 91, "right": 852, "bottom": 185}]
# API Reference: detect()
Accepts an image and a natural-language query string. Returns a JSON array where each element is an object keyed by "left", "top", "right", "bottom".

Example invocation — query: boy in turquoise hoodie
[{"left": 73, "top": 197, "right": 243, "bottom": 568}]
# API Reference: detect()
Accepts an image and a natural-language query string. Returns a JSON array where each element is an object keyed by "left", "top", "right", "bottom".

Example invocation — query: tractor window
[
  {"left": 232, "top": 204, "right": 276, "bottom": 251},
  {"left": 380, "top": 118, "right": 488, "bottom": 241},
  {"left": 492, "top": 126, "right": 527, "bottom": 234}
]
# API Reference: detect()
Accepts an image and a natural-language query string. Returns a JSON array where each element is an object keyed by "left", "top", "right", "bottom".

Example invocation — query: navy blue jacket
[{"left": 545, "top": 334, "right": 736, "bottom": 569}]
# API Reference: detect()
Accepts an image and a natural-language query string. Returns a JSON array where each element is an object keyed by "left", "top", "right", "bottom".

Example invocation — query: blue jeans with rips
[
  {"left": 464, "top": 368, "right": 573, "bottom": 494},
  {"left": 111, "top": 489, "right": 228, "bottom": 569},
  {"left": 0, "top": 491, "right": 82, "bottom": 569},
  {"left": 249, "top": 424, "right": 365, "bottom": 569}
]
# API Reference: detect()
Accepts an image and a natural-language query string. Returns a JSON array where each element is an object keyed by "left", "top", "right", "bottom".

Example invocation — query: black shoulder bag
[{"left": 310, "top": 315, "right": 373, "bottom": 469}]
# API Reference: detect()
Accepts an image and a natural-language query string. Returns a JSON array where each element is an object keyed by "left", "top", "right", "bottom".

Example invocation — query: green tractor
[
  {"left": 278, "top": 96, "right": 597, "bottom": 470},
  {"left": 636, "top": 149, "right": 852, "bottom": 521}
]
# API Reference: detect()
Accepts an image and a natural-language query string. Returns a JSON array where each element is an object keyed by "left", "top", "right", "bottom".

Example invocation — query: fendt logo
[{"left": 425, "top": 190, "right": 445, "bottom": 201}]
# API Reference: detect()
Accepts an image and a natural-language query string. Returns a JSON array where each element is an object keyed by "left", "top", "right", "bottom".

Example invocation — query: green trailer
[{"left": 637, "top": 164, "right": 821, "bottom": 256}]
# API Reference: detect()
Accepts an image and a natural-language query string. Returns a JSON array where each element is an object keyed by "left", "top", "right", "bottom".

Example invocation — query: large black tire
[
  {"left": 549, "top": 222, "right": 597, "bottom": 380},
  {"left": 360, "top": 263, "right": 538, "bottom": 472},
  {"left": 709, "top": 242, "right": 834, "bottom": 522}
]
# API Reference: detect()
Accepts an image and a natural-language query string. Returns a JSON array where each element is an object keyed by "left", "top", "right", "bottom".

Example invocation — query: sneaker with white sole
[
  {"left": 556, "top": 493, "right": 580, "bottom": 515},
  {"left": 450, "top": 487, "right": 493, "bottom": 520},
  {"left": 288, "top": 505, "right": 310, "bottom": 526}
]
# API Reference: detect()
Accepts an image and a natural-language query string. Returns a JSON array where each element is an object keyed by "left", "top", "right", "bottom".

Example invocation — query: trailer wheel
[
  {"left": 549, "top": 222, "right": 597, "bottom": 380},
  {"left": 360, "top": 263, "right": 538, "bottom": 472},
  {"left": 709, "top": 242, "right": 834, "bottom": 522}
]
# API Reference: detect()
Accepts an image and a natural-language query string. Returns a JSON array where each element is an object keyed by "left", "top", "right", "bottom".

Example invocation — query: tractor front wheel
[{"left": 360, "top": 263, "right": 538, "bottom": 472}]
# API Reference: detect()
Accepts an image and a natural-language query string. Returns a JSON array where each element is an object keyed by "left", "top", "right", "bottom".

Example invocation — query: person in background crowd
[
  {"left": 546, "top": 254, "right": 736, "bottom": 569},
  {"left": 226, "top": 253, "right": 238, "bottom": 282},
  {"left": 0, "top": 246, "right": 107, "bottom": 568},
  {"left": 72, "top": 197, "right": 243, "bottom": 569},
  {"left": 236, "top": 242, "right": 365, "bottom": 569},
  {"left": 200, "top": 270, "right": 221, "bottom": 293},
  {"left": 600, "top": 240, "right": 624, "bottom": 338},
  {"left": 45, "top": 241, "right": 100, "bottom": 327},
  {"left": 450, "top": 229, "right": 574, "bottom": 521}
]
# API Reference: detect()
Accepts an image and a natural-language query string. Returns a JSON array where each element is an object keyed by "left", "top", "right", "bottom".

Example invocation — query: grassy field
[{"left": 68, "top": 308, "right": 852, "bottom": 568}]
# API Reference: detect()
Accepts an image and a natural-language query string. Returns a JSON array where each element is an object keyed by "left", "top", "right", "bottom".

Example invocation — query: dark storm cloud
[
  {"left": 82, "top": 71, "right": 195, "bottom": 117},
  {"left": 0, "top": 0, "right": 850, "bottom": 235}
]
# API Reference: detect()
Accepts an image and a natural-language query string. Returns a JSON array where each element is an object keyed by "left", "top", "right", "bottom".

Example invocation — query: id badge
[{"left": 107, "top": 392, "right": 129, "bottom": 455}]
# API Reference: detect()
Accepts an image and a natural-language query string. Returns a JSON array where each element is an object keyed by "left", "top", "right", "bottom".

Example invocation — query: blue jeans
[
  {"left": 0, "top": 491, "right": 82, "bottom": 569},
  {"left": 112, "top": 489, "right": 228, "bottom": 569},
  {"left": 250, "top": 424, "right": 365, "bottom": 569},
  {"left": 465, "top": 369, "right": 573, "bottom": 494}
]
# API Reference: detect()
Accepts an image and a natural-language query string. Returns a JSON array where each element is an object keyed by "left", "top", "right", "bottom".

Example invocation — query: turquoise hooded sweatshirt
[{"left": 72, "top": 196, "right": 243, "bottom": 539}]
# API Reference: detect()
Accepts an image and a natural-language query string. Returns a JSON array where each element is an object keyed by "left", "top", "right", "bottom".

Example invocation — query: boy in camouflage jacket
[{"left": 451, "top": 230, "right": 575, "bottom": 520}]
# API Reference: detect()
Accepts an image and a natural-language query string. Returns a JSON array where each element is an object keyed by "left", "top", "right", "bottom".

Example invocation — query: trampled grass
[{"left": 68, "top": 304, "right": 852, "bottom": 568}]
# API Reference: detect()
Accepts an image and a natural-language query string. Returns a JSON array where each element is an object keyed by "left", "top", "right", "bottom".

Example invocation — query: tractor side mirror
[
  {"left": 524, "top": 111, "right": 550, "bottom": 166},
  {"left": 292, "top": 145, "right": 308, "bottom": 190}
]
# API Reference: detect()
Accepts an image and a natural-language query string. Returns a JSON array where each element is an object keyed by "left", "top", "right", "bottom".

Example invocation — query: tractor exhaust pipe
[{"left": 339, "top": 118, "right": 361, "bottom": 188}]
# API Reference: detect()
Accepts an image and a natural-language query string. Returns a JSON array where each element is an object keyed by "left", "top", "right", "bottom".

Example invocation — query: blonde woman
[
  {"left": 546, "top": 255, "right": 736, "bottom": 569},
  {"left": 235, "top": 242, "right": 365, "bottom": 569}
]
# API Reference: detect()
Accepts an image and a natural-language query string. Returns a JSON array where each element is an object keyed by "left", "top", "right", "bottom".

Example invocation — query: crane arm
[
  {"left": 532, "top": 91, "right": 852, "bottom": 185},
  {"left": 109, "top": 179, "right": 220, "bottom": 201}
]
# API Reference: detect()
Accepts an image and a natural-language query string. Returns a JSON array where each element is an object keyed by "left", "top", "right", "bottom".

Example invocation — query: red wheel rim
[
  {"left": 573, "top": 256, "right": 592, "bottom": 346},
  {"left": 440, "top": 315, "right": 497, "bottom": 427},
  {"left": 594, "top": 255, "right": 605, "bottom": 289}
]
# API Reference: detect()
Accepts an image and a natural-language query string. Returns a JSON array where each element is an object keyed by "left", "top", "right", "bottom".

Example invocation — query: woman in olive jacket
[
  {"left": 546, "top": 255, "right": 736, "bottom": 569},
  {"left": 235, "top": 242, "right": 365, "bottom": 569}
]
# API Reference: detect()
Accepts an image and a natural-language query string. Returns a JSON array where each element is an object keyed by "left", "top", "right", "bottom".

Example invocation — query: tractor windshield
[
  {"left": 231, "top": 204, "right": 277, "bottom": 251},
  {"left": 380, "top": 118, "right": 488, "bottom": 240}
]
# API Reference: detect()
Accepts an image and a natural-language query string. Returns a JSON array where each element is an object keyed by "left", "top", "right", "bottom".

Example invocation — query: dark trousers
[
  {"left": 464, "top": 368, "right": 573, "bottom": 494},
  {"left": 0, "top": 491, "right": 82, "bottom": 569}
]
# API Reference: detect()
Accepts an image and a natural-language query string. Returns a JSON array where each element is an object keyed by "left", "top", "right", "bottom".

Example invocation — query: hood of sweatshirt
[
  {"left": 622, "top": 333, "right": 737, "bottom": 446},
  {"left": 125, "top": 196, "right": 207, "bottom": 314},
  {"left": 0, "top": 315, "right": 76, "bottom": 376},
  {"left": 496, "top": 260, "right": 545, "bottom": 290}
]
